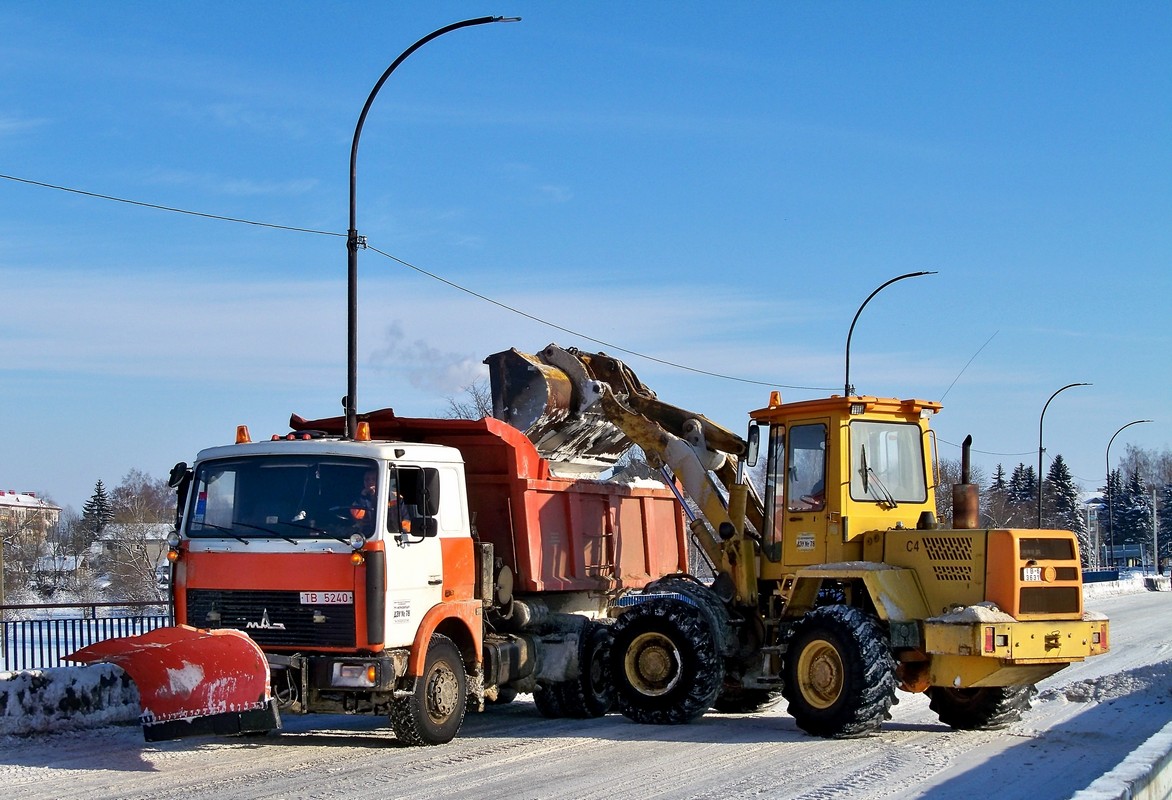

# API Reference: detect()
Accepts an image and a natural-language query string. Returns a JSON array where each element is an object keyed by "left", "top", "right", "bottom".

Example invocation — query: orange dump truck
[{"left": 71, "top": 410, "right": 685, "bottom": 745}]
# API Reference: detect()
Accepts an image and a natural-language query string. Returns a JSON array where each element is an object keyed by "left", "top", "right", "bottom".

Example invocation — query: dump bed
[{"left": 291, "top": 410, "right": 688, "bottom": 593}]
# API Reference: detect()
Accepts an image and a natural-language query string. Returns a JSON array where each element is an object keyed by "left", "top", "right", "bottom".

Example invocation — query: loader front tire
[
  {"left": 390, "top": 634, "right": 467, "bottom": 746},
  {"left": 782, "top": 605, "right": 896, "bottom": 739},
  {"left": 927, "top": 685, "right": 1033, "bottom": 731},
  {"left": 610, "top": 598, "right": 723, "bottom": 725}
]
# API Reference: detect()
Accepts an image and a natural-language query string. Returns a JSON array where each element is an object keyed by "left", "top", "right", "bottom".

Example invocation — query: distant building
[{"left": 0, "top": 490, "right": 61, "bottom": 536}]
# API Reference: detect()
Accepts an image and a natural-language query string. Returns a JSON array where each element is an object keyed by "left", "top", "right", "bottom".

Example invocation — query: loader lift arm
[{"left": 485, "top": 343, "right": 764, "bottom": 604}]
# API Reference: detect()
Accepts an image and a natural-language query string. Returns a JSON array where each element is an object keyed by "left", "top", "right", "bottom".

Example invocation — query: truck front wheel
[
  {"left": 610, "top": 598, "right": 723, "bottom": 725},
  {"left": 390, "top": 634, "right": 467, "bottom": 746},
  {"left": 927, "top": 685, "right": 1033, "bottom": 730},
  {"left": 782, "top": 605, "right": 896, "bottom": 738}
]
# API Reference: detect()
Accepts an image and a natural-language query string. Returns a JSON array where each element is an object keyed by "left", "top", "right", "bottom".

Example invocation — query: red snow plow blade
[{"left": 67, "top": 625, "right": 280, "bottom": 742}]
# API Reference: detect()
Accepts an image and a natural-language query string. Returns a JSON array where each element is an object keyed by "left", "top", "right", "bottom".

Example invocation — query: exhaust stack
[{"left": 951, "top": 434, "right": 980, "bottom": 529}]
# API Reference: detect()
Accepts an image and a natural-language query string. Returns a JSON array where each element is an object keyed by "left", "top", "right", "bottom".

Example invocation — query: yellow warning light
[
  {"left": 350, "top": 551, "right": 365, "bottom": 565},
  {"left": 166, "top": 549, "right": 179, "bottom": 563},
  {"left": 235, "top": 425, "right": 252, "bottom": 444},
  {"left": 768, "top": 391, "right": 782, "bottom": 408},
  {"left": 366, "top": 665, "right": 378, "bottom": 684},
  {"left": 356, "top": 421, "right": 372, "bottom": 441}
]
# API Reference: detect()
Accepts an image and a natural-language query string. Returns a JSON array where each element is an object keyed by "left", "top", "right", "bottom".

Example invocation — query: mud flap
[{"left": 67, "top": 625, "right": 281, "bottom": 742}]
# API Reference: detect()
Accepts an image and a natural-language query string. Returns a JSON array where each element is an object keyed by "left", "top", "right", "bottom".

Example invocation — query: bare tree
[
  {"left": 442, "top": 379, "right": 493, "bottom": 420},
  {"left": 103, "top": 470, "right": 176, "bottom": 602}
]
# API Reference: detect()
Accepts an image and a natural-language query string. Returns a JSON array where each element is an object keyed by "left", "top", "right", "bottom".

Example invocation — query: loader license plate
[
  {"left": 1021, "top": 567, "right": 1042, "bottom": 582},
  {"left": 300, "top": 591, "right": 353, "bottom": 605}
]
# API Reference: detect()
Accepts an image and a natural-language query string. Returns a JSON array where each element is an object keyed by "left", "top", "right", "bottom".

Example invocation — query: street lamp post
[
  {"left": 345, "top": 16, "right": 520, "bottom": 439},
  {"left": 844, "top": 271, "right": 936, "bottom": 396},
  {"left": 1036, "top": 382, "right": 1091, "bottom": 527},
  {"left": 1106, "top": 419, "right": 1152, "bottom": 568}
]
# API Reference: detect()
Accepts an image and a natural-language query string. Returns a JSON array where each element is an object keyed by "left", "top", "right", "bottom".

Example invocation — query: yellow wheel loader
[{"left": 488, "top": 344, "right": 1109, "bottom": 738}]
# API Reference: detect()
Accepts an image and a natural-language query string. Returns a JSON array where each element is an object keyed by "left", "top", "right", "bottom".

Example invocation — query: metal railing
[{"left": 0, "top": 601, "right": 174, "bottom": 672}]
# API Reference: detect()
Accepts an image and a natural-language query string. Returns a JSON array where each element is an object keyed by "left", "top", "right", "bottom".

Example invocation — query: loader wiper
[
  {"left": 858, "top": 445, "right": 897, "bottom": 508},
  {"left": 231, "top": 521, "right": 300, "bottom": 545},
  {"left": 866, "top": 468, "right": 899, "bottom": 509}
]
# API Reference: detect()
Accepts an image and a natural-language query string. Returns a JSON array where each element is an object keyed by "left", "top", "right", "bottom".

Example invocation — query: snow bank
[
  {"left": 0, "top": 664, "right": 139, "bottom": 736},
  {"left": 1071, "top": 718, "right": 1172, "bottom": 800}
]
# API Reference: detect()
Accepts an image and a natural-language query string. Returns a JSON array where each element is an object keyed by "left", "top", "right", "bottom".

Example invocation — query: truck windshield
[
  {"left": 848, "top": 421, "right": 927, "bottom": 505},
  {"left": 186, "top": 455, "right": 379, "bottom": 540}
]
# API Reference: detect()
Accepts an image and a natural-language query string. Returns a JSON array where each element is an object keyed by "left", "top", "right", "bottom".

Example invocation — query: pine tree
[
  {"left": 1101, "top": 468, "right": 1125, "bottom": 566},
  {"left": 81, "top": 479, "right": 114, "bottom": 539},
  {"left": 991, "top": 464, "right": 1007, "bottom": 492},
  {"left": 1042, "top": 455, "right": 1088, "bottom": 564},
  {"left": 1158, "top": 483, "right": 1172, "bottom": 574},
  {"left": 1116, "top": 470, "right": 1153, "bottom": 567}
]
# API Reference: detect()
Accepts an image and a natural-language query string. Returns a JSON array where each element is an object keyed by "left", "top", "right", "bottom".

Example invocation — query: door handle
[{"left": 427, "top": 578, "right": 443, "bottom": 585}]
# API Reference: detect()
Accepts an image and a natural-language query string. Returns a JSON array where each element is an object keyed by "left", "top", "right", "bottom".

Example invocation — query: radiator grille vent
[
  {"left": 923, "top": 536, "right": 974, "bottom": 562},
  {"left": 186, "top": 589, "right": 356, "bottom": 648}
]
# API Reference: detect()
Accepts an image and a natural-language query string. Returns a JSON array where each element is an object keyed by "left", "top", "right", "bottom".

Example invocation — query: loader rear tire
[
  {"left": 610, "top": 598, "right": 723, "bottom": 725},
  {"left": 782, "top": 605, "right": 896, "bottom": 739},
  {"left": 390, "top": 634, "right": 467, "bottom": 746},
  {"left": 927, "top": 684, "right": 1033, "bottom": 730}
]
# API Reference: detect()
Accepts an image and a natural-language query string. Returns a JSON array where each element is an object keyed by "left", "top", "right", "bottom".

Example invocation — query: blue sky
[{"left": 1, "top": 2, "right": 1169, "bottom": 512}]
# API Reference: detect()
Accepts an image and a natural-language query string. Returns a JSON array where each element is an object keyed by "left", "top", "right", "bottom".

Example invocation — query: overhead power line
[
  {"left": 0, "top": 172, "right": 343, "bottom": 237},
  {"left": 1, "top": 171, "right": 832, "bottom": 391}
]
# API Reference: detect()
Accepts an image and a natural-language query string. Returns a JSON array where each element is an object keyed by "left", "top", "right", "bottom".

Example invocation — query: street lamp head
[{"left": 492, "top": 16, "right": 523, "bottom": 22}]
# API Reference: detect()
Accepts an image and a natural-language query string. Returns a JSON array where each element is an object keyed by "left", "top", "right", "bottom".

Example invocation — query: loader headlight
[{"left": 349, "top": 533, "right": 365, "bottom": 550}]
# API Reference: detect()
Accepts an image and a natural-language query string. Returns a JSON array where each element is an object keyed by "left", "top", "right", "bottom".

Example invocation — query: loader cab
[{"left": 750, "top": 395, "right": 940, "bottom": 572}]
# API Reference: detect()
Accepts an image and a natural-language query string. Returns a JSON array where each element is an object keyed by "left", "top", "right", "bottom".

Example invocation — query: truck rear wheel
[
  {"left": 610, "top": 598, "right": 723, "bottom": 725},
  {"left": 782, "top": 605, "right": 896, "bottom": 738},
  {"left": 560, "top": 621, "right": 614, "bottom": 718},
  {"left": 927, "top": 685, "right": 1033, "bottom": 730},
  {"left": 390, "top": 634, "right": 467, "bottom": 746}
]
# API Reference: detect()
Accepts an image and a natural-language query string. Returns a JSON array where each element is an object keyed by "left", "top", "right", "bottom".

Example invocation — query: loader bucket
[
  {"left": 484, "top": 347, "right": 633, "bottom": 472},
  {"left": 67, "top": 625, "right": 280, "bottom": 742}
]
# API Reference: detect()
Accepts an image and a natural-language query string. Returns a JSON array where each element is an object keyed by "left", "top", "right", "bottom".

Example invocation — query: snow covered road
[{"left": 2, "top": 591, "right": 1168, "bottom": 800}]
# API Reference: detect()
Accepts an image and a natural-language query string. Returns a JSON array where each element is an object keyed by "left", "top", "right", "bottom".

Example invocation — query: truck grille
[{"left": 186, "top": 589, "right": 356, "bottom": 648}]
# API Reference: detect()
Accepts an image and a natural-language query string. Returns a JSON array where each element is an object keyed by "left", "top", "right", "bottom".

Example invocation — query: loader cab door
[
  {"left": 380, "top": 465, "right": 444, "bottom": 648},
  {"left": 765, "top": 420, "right": 831, "bottom": 566}
]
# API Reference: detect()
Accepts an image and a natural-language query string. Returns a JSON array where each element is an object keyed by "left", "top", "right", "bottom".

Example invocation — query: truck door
[
  {"left": 771, "top": 420, "right": 830, "bottom": 566},
  {"left": 381, "top": 465, "right": 444, "bottom": 648}
]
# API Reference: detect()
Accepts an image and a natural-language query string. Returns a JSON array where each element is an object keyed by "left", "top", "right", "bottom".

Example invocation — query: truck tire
[
  {"left": 390, "top": 634, "right": 467, "bottom": 746},
  {"left": 559, "top": 621, "right": 614, "bottom": 718},
  {"left": 781, "top": 605, "right": 896, "bottom": 738},
  {"left": 712, "top": 687, "right": 783, "bottom": 714},
  {"left": 610, "top": 598, "right": 724, "bottom": 725},
  {"left": 927, "top": 685, "right": 1033, "bottom": 730},
  {"left": 533, "top": 682, "right": 566, "bottom": 718}
]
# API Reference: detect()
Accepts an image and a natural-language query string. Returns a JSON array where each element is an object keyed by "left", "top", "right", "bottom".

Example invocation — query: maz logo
[{"left": 245, "top": 609, "right": 287, "bottom": 630}]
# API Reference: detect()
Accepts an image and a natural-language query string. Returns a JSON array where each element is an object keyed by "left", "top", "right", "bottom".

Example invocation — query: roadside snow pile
[
  {"left": 0, "top": 664, "right": 139, "bottom": 736},
  {"left": 1040, "top": 661, "right": 1172, "bottom": 705},
  {"left": 1083, "top": 570, "right": 1153, "bottom": 600}
]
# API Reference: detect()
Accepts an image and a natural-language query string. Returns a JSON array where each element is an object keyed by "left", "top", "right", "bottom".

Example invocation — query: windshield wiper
[
  {"left": 189, "top": 522, "right": 250, "bottom": 545},
  {"left": 858, "top": 445, "right": 898, "bottom": 508}
]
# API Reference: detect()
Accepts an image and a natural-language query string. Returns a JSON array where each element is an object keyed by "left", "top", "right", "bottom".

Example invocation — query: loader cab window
[
  {"left": 787, "top": 424, "right": 827, "bottom": 513},
  {"left": 764, "top": 424, "right": 786, "bottom": 552},
  {"left": 187, "top": 455, "right": 379, "bottom": 540},
  {"left": 849, "top": 420, "right": 927, "bottom": 505}
]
